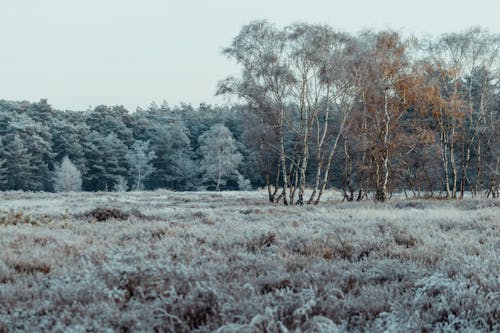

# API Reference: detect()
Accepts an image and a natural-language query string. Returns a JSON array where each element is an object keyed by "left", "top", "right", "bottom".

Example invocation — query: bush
[
  {"left": 87, "top": 207, "right": 130, "bottom": 222},
  {"left": 0, "top": 210, "right": 36, "bottom": 226}
]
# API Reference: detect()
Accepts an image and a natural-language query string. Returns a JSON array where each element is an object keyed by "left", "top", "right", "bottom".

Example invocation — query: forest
[{"left": 0, "top": 22, "right": 498, "bottom": 204}]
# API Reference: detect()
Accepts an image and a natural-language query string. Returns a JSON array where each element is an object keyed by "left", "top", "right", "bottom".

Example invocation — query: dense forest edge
[{"left": 0, "top": 22, "right": 498, "bottom": 204}]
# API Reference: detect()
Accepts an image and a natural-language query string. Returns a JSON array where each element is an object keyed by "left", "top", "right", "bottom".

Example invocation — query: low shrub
[
  {"left": 0, "top": 210, "right": 36, "bottom": 226},
  {"left": 86, "top": 207, "right": 130, "bottom": 222}
]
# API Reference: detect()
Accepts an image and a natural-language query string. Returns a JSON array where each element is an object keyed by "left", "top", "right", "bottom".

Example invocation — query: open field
[{"left": 0, "top": 191, "right": 499, "bottom": 332}]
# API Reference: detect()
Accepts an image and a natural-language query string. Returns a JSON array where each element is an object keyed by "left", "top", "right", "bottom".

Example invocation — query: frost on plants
[{"left": 0, "top": 191, "right": 499, "bottom": 332}]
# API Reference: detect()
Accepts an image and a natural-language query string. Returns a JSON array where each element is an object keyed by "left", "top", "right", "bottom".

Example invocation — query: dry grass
[{"left": 0, "top": 190, "right": 499, "bottom": 332}]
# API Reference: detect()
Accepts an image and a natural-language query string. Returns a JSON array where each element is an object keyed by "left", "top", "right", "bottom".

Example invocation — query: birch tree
[
  {"left": 285, "top": 24, "right": 355, "bottom": 204},
  {"left": 354, "top": 32, "right": 418, "bottom": 201},
  {"left": 219, "top": 21, "right": 355, "bottom": 204},
  {"left": 218, "top": 20, "right": 293, "bottom": 203},
  {"left": 126, "top": 140, "right": 156, "bottom": 190},
  {"left": 198, "top": 124, "right": 243, "bottom": 191},
  {"left": 427, "top": 28, "right": 500, "bottom": 198}
]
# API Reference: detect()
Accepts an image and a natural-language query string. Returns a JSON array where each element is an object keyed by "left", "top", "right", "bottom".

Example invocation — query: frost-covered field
[{"left": 0, "top": 191, "right": 499, "bottom": 332}]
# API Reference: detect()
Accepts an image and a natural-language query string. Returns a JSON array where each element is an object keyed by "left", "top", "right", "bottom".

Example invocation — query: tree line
[
  {"left": 0, "top": 23, "right": 498, "bottom": 203},
  {"left": 218, "top": 22, "right": 499, "bottom": 203},
  {"left": 0, "top": 100, "right": 257, "bottom": 193}
]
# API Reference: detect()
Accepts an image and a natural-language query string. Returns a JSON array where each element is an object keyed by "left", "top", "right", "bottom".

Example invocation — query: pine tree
[
  {"left": 82, "top": 131, "right": 108, "bottom": 191},
  {"left": 103, "top": 133, "right": 129, "bottom": 184},
  {"left": 0, "top": 140, "right": 8, "bottom": 190},
  {"left": 51, "top": 119, "right": 87, "bottom": 174},
  {"left": 5, "top": 113, "right": 54, "bottom": 190},
  {"left": 25, "top": 131, "right": 53, "bottom": 191},
  {"left": 143, "top": 122, "right": 195, "bottom": 190},
  {"left": 83, "top": 132, "right": 129, "bottom": 191},
  {"left": 86, "top": 105, "right": 134, "bottom": 146},
  {"left": 53, "top": 156, "right": 82, "bottom": 192},
  {"left": 4, "top": 135, "right": 31, "bottom": 190}
]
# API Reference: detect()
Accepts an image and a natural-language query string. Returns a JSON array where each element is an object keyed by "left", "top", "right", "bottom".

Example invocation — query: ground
[{"left": 0, "top": 190, "right": 499, "bottom": 332}]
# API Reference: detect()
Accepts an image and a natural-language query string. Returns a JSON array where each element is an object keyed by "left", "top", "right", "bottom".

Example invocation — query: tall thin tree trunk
[
  {"left": 376, "top": 89, "right": 390, "bottom": 202},
  {"left": 289, "top": 161, "right": 298, "bottom": 206},
  {"left": 314, "top": 126, "right": 343, "bottom": 205},
  {"left": 475, "top": 140, "right": 481, "bottom": 197},
  {"left": 450, "top": 129, "right": 458, "bottom": 199},
  {"left": 342, "top": 133, "right": 354, "bottom": 201},
  {"left": 440, "top": 131, "right": 451, "bottom": 199},
  {"left": 278, "top": 108, "right": 289, "bottom": 205},
  {"left": 460, "top": 142, "right": 471, "bottom": 199},
  {"left": 216, "top": 146, "right": 222, "bottom": 191},
  {"left": 308, "top": 89, "right": 331, "bottom": 204},
  {"left": 297, "top": 79, "right": 309, "bottom": 205},
  {"left": 314, "top": 106, "right": 348, "bottom": 205},
  {"left": 298, "top": 131, "right": 309, "bottom": 205}
]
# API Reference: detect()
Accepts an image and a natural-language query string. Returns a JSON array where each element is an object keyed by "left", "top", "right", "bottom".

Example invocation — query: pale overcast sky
[{"left": 1, "top": 0, "right": 499, "bottom": 111}]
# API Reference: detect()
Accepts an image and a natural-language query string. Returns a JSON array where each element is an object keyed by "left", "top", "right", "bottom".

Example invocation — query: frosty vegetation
[
  {"left": 0, "top": 191, "right": 498, "bottom": 332},
  {"left": 53, "top": 156, "right": 82, "bottom": 192}
]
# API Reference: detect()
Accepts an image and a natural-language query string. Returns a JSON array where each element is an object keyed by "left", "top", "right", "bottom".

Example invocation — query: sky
[{"left": 1, "top": 0, "right": 499, "bottom": 111}]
